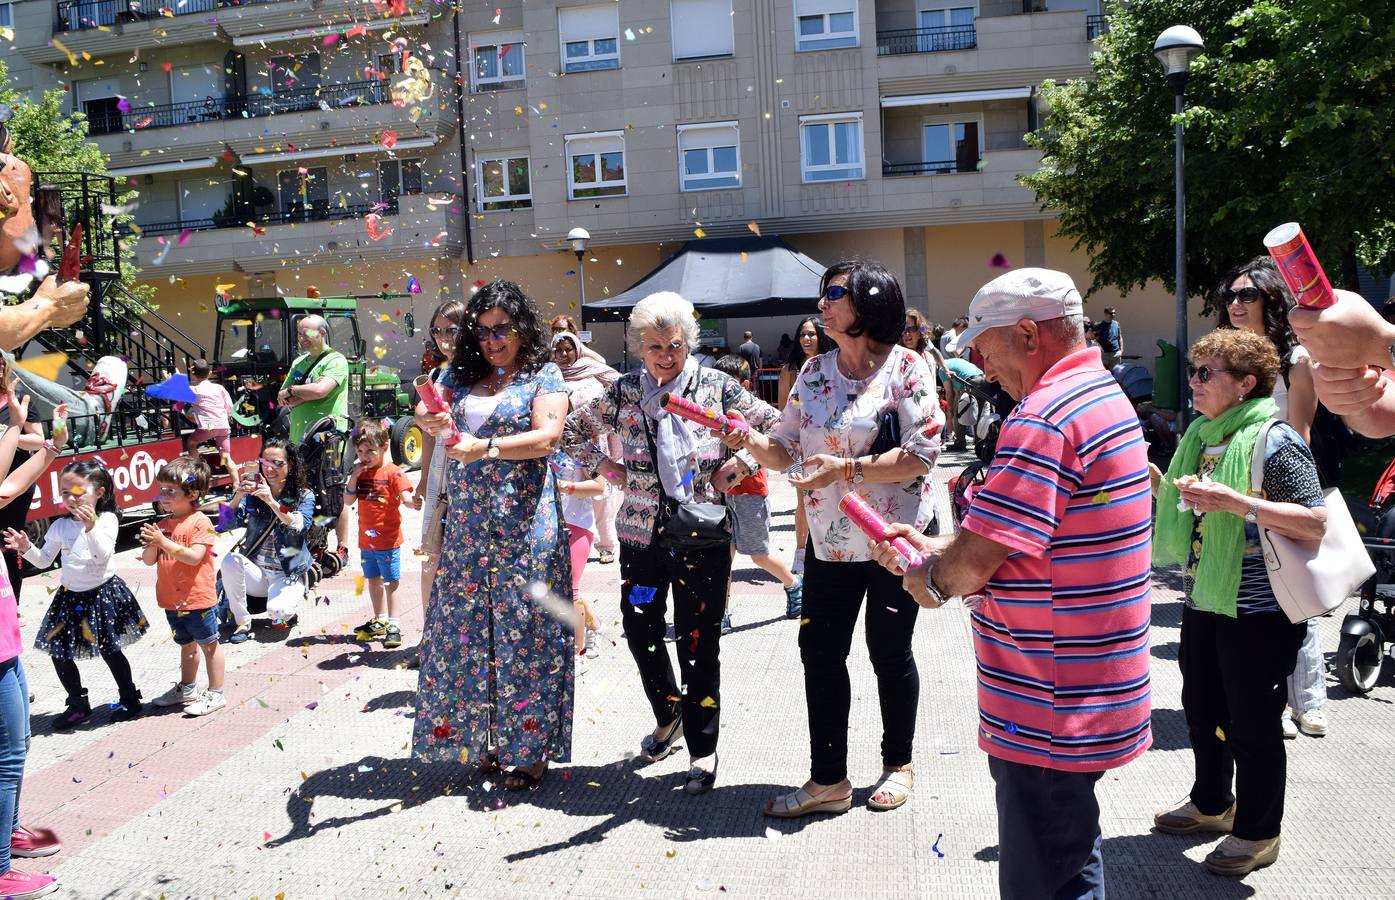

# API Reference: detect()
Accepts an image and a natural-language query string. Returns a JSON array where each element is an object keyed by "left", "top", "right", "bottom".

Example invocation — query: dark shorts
[{"left": 165, "top": 607, "right": 220, "bottom": 646}]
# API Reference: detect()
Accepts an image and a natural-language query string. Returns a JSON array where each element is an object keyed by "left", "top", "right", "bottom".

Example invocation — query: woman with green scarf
[{"left": 1151, "top": 329, "right": 1328, "bottom": 878}]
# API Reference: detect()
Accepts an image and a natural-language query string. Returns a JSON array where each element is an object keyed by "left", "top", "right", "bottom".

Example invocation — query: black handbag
[
  {"left": 868, "top": 405, "right": 901, "bottom": 456},
  {"left": 642, "top": 393, "right": 731, "bottom": 551}
]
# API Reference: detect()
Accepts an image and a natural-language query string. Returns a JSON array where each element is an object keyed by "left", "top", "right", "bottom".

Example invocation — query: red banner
[{"left": 26, "top": 435, "right": 263, "bottom": 522}]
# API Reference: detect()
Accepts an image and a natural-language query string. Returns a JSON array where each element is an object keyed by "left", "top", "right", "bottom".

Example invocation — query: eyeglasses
[
  {"left": 473, "top": 324, "right": 518, "bottom": 342},
  {"left": 643, "top": 340, "right": 686, "bottom": 355},
  {"left": 1223, "top": 287, "right": 1263, "bottom": 305},
  {"left": 1187, "top": 364, "right": 1246, "bottom": 384},
  {"left": 430, "top": 326, "right": 460, "bottom": 337},
  {"left": 258, "top": 457, "right": 288, "bottom": 469},
  {"left": 903, "top": 324, "right": 921, "bottom": 334},
  {"left": 823, "top": 285, "right": 849, "bottom": 301}
]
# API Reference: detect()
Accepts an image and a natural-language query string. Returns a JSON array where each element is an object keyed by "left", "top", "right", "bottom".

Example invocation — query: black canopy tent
[{"left": 581, "top": 236, "right": 826, "bottom": 322}]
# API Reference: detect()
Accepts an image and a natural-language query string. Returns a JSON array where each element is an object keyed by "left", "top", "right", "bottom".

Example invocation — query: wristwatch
[
  {"left": 1244, "top": 499, "right": 1259, "bottom": 524},
  {"left": 923, "top": 565, "right": 948, "bottom": 607},
  {"left": 486, "top": 437, "right": 500, "bottom": 459},
  {"left": 851, "top": 459, "right": 865, "bottom": 485}
]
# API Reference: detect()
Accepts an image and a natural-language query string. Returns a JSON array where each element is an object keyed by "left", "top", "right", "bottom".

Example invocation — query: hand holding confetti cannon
[
  {"left": 839, "top": 492, "right": 925, "bottom": 574},
  {"left": 413, "top": 375, "right": 463, "bottom": 446},
  {"left": 1264, "top": 222, "right": 1336, "bottom": 310},
  {"left": 659, "top": 392, "right": 749, "bottom": 436}
]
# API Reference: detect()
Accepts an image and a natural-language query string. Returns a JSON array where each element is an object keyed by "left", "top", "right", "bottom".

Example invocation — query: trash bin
[{"left": 1152, "top": 339, "right": 1180, "bottom": 412}]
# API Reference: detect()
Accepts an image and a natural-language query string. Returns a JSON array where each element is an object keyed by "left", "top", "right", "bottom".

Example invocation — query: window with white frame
[
  {"left": 559, "top": 5, "right": 620, "bottom": 73},
  {"left": 677, "top": 122, "right": 740, "bottom": 191},
  {"left": 565, "top": 132, "right": 626, "bottom": 199},
  {"left": 477, "top": 154, "right": 532, "bottom": 211},
  {"left": 471, "top": 31, "right": 525, "bottom": 92},
  {"left": 800, "top": 113, "right": 864, "bottom": 182},
  {"left": 671, "top": 0, "right": 734, "bottom": 60},
  {"left": 794, "top": 0, "right": 857, "bottom": 51},
  {"left": 921, "top": 115, "right": 981, "bottom": 174}
]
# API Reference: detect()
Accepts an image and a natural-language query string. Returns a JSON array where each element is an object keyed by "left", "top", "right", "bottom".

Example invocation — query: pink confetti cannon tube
[
  {"left": 1263, "top": 222, "right": 1337, "bottom": 310},
  {"left": 659, "top": 391, "right": 749, "bottom": 435},
  {"left": 412, "top": 374, "right": 464, "bottom": 446},
  {"left": 838, "top": 492, "right": 926, "bottom": 571}
]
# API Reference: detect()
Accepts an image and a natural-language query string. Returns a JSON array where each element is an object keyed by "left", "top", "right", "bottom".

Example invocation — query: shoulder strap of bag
[
  {"left": 236, "top": 503, "right": 278, "bottom": 559},
  {"left": 290, "top": 350, "right": 331, "bottom": 386},
  {"left": 1250, "top": 419, "right": 1278, "bottom": 499}
]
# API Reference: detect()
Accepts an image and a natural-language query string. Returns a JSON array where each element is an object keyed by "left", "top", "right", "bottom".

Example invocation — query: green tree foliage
[
  {"left": 1023, "top": 0, "right": 1395, "bottom": 305},
  {"left": 0, "top": 60, "right": 153, "bottom": 304}
]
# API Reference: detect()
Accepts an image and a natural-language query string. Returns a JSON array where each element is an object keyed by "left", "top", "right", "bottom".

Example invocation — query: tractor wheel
[{"left": 391, "top": 417, "right": 424, "bottom": 470}]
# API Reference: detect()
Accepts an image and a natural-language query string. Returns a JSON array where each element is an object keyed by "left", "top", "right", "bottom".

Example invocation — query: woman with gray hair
[{"left": 565, "top": 291, "right": 778, "bottom": 795}]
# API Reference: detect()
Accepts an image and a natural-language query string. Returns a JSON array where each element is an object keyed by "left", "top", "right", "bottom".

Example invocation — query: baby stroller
[
  {"left": 950, "top": 372, "right": 1015, "bottom": 464},
  {"left": 1335, "top": 457, "right": 1395, "bottom": 693},
  {"left": 214, "top": 416, "right": 348, "bottom": 633}
]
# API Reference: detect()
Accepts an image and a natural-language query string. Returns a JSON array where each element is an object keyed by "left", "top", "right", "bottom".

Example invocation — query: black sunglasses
[
  {"left": 430, "top": 325, "right": 460, "bottom": 337},
  {"left": 1187, "top": 364, "right": 1246, "bottom": 384},
  {"left": 1222, "top": 286, "right": 1263, "bottom": 305},
  {"left": 823, "top": 285, "right": 849, "bottom": 301},
  {"left": 473, "top": 324, "right": 518, "bottom": 342}
]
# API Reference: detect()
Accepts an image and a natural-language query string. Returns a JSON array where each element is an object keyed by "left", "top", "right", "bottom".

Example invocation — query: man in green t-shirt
[{"left": 279, "top": 314, "right": 351, "bottom": 559}]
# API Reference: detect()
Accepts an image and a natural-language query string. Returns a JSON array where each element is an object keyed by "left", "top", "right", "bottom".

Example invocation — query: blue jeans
[
  {"left": 0, "top": 658, "right": 31, "bottom": 873},
  {"left": 988, "top": 755, "right": 1105, "bottom": 900}
]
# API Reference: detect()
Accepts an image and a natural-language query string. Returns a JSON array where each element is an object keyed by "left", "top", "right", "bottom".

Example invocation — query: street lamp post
[
  {"left": 1153, "top": 25, "right": 1205, "bottom": 423},
  {"left": 568, "top": 226, "right": 590, "bottom": 329}
]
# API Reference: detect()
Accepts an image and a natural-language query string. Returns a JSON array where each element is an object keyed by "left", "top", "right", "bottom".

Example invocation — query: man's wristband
[{"left": 41, "top": 440, "right": 60, "bottom": 455}]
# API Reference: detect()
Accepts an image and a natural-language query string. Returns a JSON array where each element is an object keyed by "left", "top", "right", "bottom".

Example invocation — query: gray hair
[
  {"left": 1038, "top": 314, "right": 1086, "bottom": 347},
  {"left": 627, "top": 291, "right": 699, "bottom": 354}
]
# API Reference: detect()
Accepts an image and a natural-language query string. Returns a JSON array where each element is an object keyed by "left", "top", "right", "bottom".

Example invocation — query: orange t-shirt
[
  {"left": 156, "top": 511, "right": 218, "bottom": 610},
  {"left": 354, "top": 462, "right": 413, "bottom": 551}
]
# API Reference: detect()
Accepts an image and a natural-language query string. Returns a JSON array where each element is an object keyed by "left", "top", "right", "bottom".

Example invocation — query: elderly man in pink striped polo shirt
[{"left": 875, "top": 269, "right": 1153, "bottom": 900}]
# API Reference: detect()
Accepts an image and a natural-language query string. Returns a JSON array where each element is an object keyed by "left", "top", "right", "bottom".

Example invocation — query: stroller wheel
[{"left": 320, "top": 552, "right": 342, "bottom": 579}]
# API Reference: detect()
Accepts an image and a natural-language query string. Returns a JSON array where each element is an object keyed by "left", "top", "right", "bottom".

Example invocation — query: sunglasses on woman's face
[
  {"left": 1223, "top": 287, "right": 1262, "bottom": 305},
  {"left": 1187, "top": 364, "right": 1243, "bottom": 384},
  {"left": 258, "top": 457, "right": 288, "bottom": 469},
  {"left": 903, "top": 323, "right": 921, "bottom": 334},
  {"left": 474, "top": 324, "right": 518, "bottom": 342},
  {"left": 823, "top": 285, "right": 849, "bottom": 301},
  {"left": 430, "top": 325, "right": 460, "bottom": 337}
]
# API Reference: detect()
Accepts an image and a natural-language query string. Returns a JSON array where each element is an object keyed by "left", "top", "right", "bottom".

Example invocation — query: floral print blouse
[
  {"left": 564, "top": 366, "right": 779, "bottom": 548},
  {"left": 770, "top": 346, "right": 943, "bottom": 562}
]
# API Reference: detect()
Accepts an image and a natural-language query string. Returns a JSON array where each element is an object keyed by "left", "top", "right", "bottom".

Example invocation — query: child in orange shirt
[
  {"left": 346, "top": 421, "right": 417, "bottom": 649},
  {"left": 139, "top": 456, "right": 226, "bottom": 716}
]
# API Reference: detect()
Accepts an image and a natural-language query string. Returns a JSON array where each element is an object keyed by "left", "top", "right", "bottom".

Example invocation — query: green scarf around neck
[{"left": 1154, "top": 397, "right": 1278, "bottom": 618}]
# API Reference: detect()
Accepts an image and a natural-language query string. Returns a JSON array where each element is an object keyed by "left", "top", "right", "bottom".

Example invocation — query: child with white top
[
  {"left": 3, "top": 460, "right": 148, "bottom": 728},
  {"left": 553, "top": 450, "right": 607, "bottom": 658}
]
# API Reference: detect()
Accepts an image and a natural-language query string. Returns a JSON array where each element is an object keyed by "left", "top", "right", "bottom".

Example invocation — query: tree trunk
[{"left": 1342, "top": 243, "right": 1361, "bottom": 292}]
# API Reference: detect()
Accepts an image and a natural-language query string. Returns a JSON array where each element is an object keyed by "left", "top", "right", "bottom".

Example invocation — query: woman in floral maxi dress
[{"left": 411, "top": 281, "right": 573, "bottom": 791}]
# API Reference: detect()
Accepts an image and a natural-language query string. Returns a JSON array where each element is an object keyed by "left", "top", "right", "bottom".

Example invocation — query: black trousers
[
  {"left": 990, "top": 756, "right": 1105, "bottom": 900},
  {"left": 620, "top": 541, "right": 732, "bottom": 759},
  {"left": 52, "top": 652, "right": 140, "bottom": 709},
  {"left": 801, "top": 544, "right": 920, "bottom": 785},
  {"left": 1179, "top": 605, "right": 1305, "bottom": 841}
]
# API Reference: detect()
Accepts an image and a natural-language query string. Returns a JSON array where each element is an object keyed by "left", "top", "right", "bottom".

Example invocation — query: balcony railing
[
  {"left": 55, "top": 0, "right": 278, "bottom": 31},
  {"left": 1086, "top": 14, "right": 1109, "bottom": 40},
  {"left": 882, "top": 158, "right": 981, "bottom": 177},
  {"left": 876, "top": 24, "right": 976, "bottom": 56},
  {"left": 134, "top": 199, "right": 399, "bottom": 237},
  {"left": 85, "top": 80, "right": 393, "bottom": 136}
]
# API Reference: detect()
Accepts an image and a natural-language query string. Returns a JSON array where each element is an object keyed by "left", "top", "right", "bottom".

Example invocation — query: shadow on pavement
[
  {"left": 1151, "top": 640, "right": 1179, "bottom": 661},
  {"left": 1147, "top": 707, "right": 1191, "bottom": 753},
  {"left": 282, "top": 633, "right": 415, "bottom": 671},
  {"left": 271, "top": 754, "right": 820, "bottom": 857},
  {"left": 1151, "top": 600, "right": 1185, "bottom": 630}
]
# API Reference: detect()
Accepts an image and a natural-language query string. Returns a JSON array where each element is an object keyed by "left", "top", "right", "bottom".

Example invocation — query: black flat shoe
[
  {"left": 640, "top": 719, "right": 684, "bottom": 762},
  {"left": 683, "top": 756, "right": 718, "bottom": 795}
]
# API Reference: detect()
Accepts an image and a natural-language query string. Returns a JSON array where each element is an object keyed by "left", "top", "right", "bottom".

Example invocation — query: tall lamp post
[
  {"left": 568, "top": 226, "right": 590, "bottom": 329},
  {"left": 1153, "top": 25, "right": 1205, "bottom": 422}
]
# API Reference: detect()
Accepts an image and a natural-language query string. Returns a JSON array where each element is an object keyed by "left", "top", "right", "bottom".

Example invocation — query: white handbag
[{"left": 1249, "top": 420, "right": 1374, "bottom": 623}]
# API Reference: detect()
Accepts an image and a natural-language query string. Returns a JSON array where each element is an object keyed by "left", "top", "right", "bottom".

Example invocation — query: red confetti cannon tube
[
  {"left": 1263, "top": 222, "right": 1337, "bottom": 310},
  {"left": 412, "top": 374, "right": 464, "bottom": 446},
  {"left": 659, "top": 392, "right": 749, "bottom": 435},
  {"left": 838, "top": 493, "right": 926, "bottom": 571}
]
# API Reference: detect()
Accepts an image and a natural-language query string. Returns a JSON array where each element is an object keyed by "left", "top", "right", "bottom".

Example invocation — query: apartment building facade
[{"left": 6, "top": 0, "right": 1207, "bottom": 369}]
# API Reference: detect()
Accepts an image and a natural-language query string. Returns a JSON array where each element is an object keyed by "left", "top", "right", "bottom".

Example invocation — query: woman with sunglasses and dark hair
[
  {"left": 1153, "top": 328, "right": 1327, "bottom": 877},
  {"left": 778, "top": 316, "right": 834, "bottom": 575},
  {"left": 725, "top": 260, "right": 943, "bottom": 818},
  {"left": 218, "top": 438, "right": 315, "bottom": 643},
  {"left": 412, "top": 280, "right": 573, "bottom": 792},
  {"left": 1215, "top": 257, "right": 1331, "bottom": 740}
]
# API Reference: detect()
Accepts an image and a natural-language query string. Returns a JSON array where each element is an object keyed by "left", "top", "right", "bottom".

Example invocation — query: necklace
[
  {"left": 836, "top": 348, "right": 890, "bottom": 399},
  {"left": 484, "top": 367, "right": 516, "bottom": 394}
]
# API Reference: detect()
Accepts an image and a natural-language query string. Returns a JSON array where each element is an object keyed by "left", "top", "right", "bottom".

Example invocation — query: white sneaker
[
  {"left": 151, "top": 682, "right": 200, "bottom": 707},
  {"left": 1297, "top": 709, "right": 1328, "bottom": 737},
  {"left": 1281, "top": 713, "right": 1298, "bottom": 740},
  {"left": 186, "top": 690, "right": 226, "bottom": 717}
]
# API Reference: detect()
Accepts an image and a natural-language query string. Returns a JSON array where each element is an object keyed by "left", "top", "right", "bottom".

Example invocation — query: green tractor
[{"left": 211, "top": 295, "right": 425, "bottom": 469}]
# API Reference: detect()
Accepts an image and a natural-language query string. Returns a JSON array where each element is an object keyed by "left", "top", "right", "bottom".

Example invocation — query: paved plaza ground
[{"left": 15, "top": 449, "right": 1395, "bottom": 898}]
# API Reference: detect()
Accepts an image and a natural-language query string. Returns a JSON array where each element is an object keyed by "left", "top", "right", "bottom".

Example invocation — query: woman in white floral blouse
[
  {"left": 564, "top": 291, "right": 778, "bottom": 796},
  {"left": 724, "top": 260, "right": 943, "bottom": 818}
]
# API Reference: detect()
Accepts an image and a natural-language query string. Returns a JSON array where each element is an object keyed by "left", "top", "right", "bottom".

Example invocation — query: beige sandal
[
  {"left": 867, "top": 767, "right": 913, "bottom": 811},
  {"left": 764, "top": 785, "right": 853, "bottom": 819}
]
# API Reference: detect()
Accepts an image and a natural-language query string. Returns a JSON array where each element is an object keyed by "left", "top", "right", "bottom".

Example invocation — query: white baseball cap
[{"left": 958, "top": 268, "right": 1084, "bottom": 348}]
